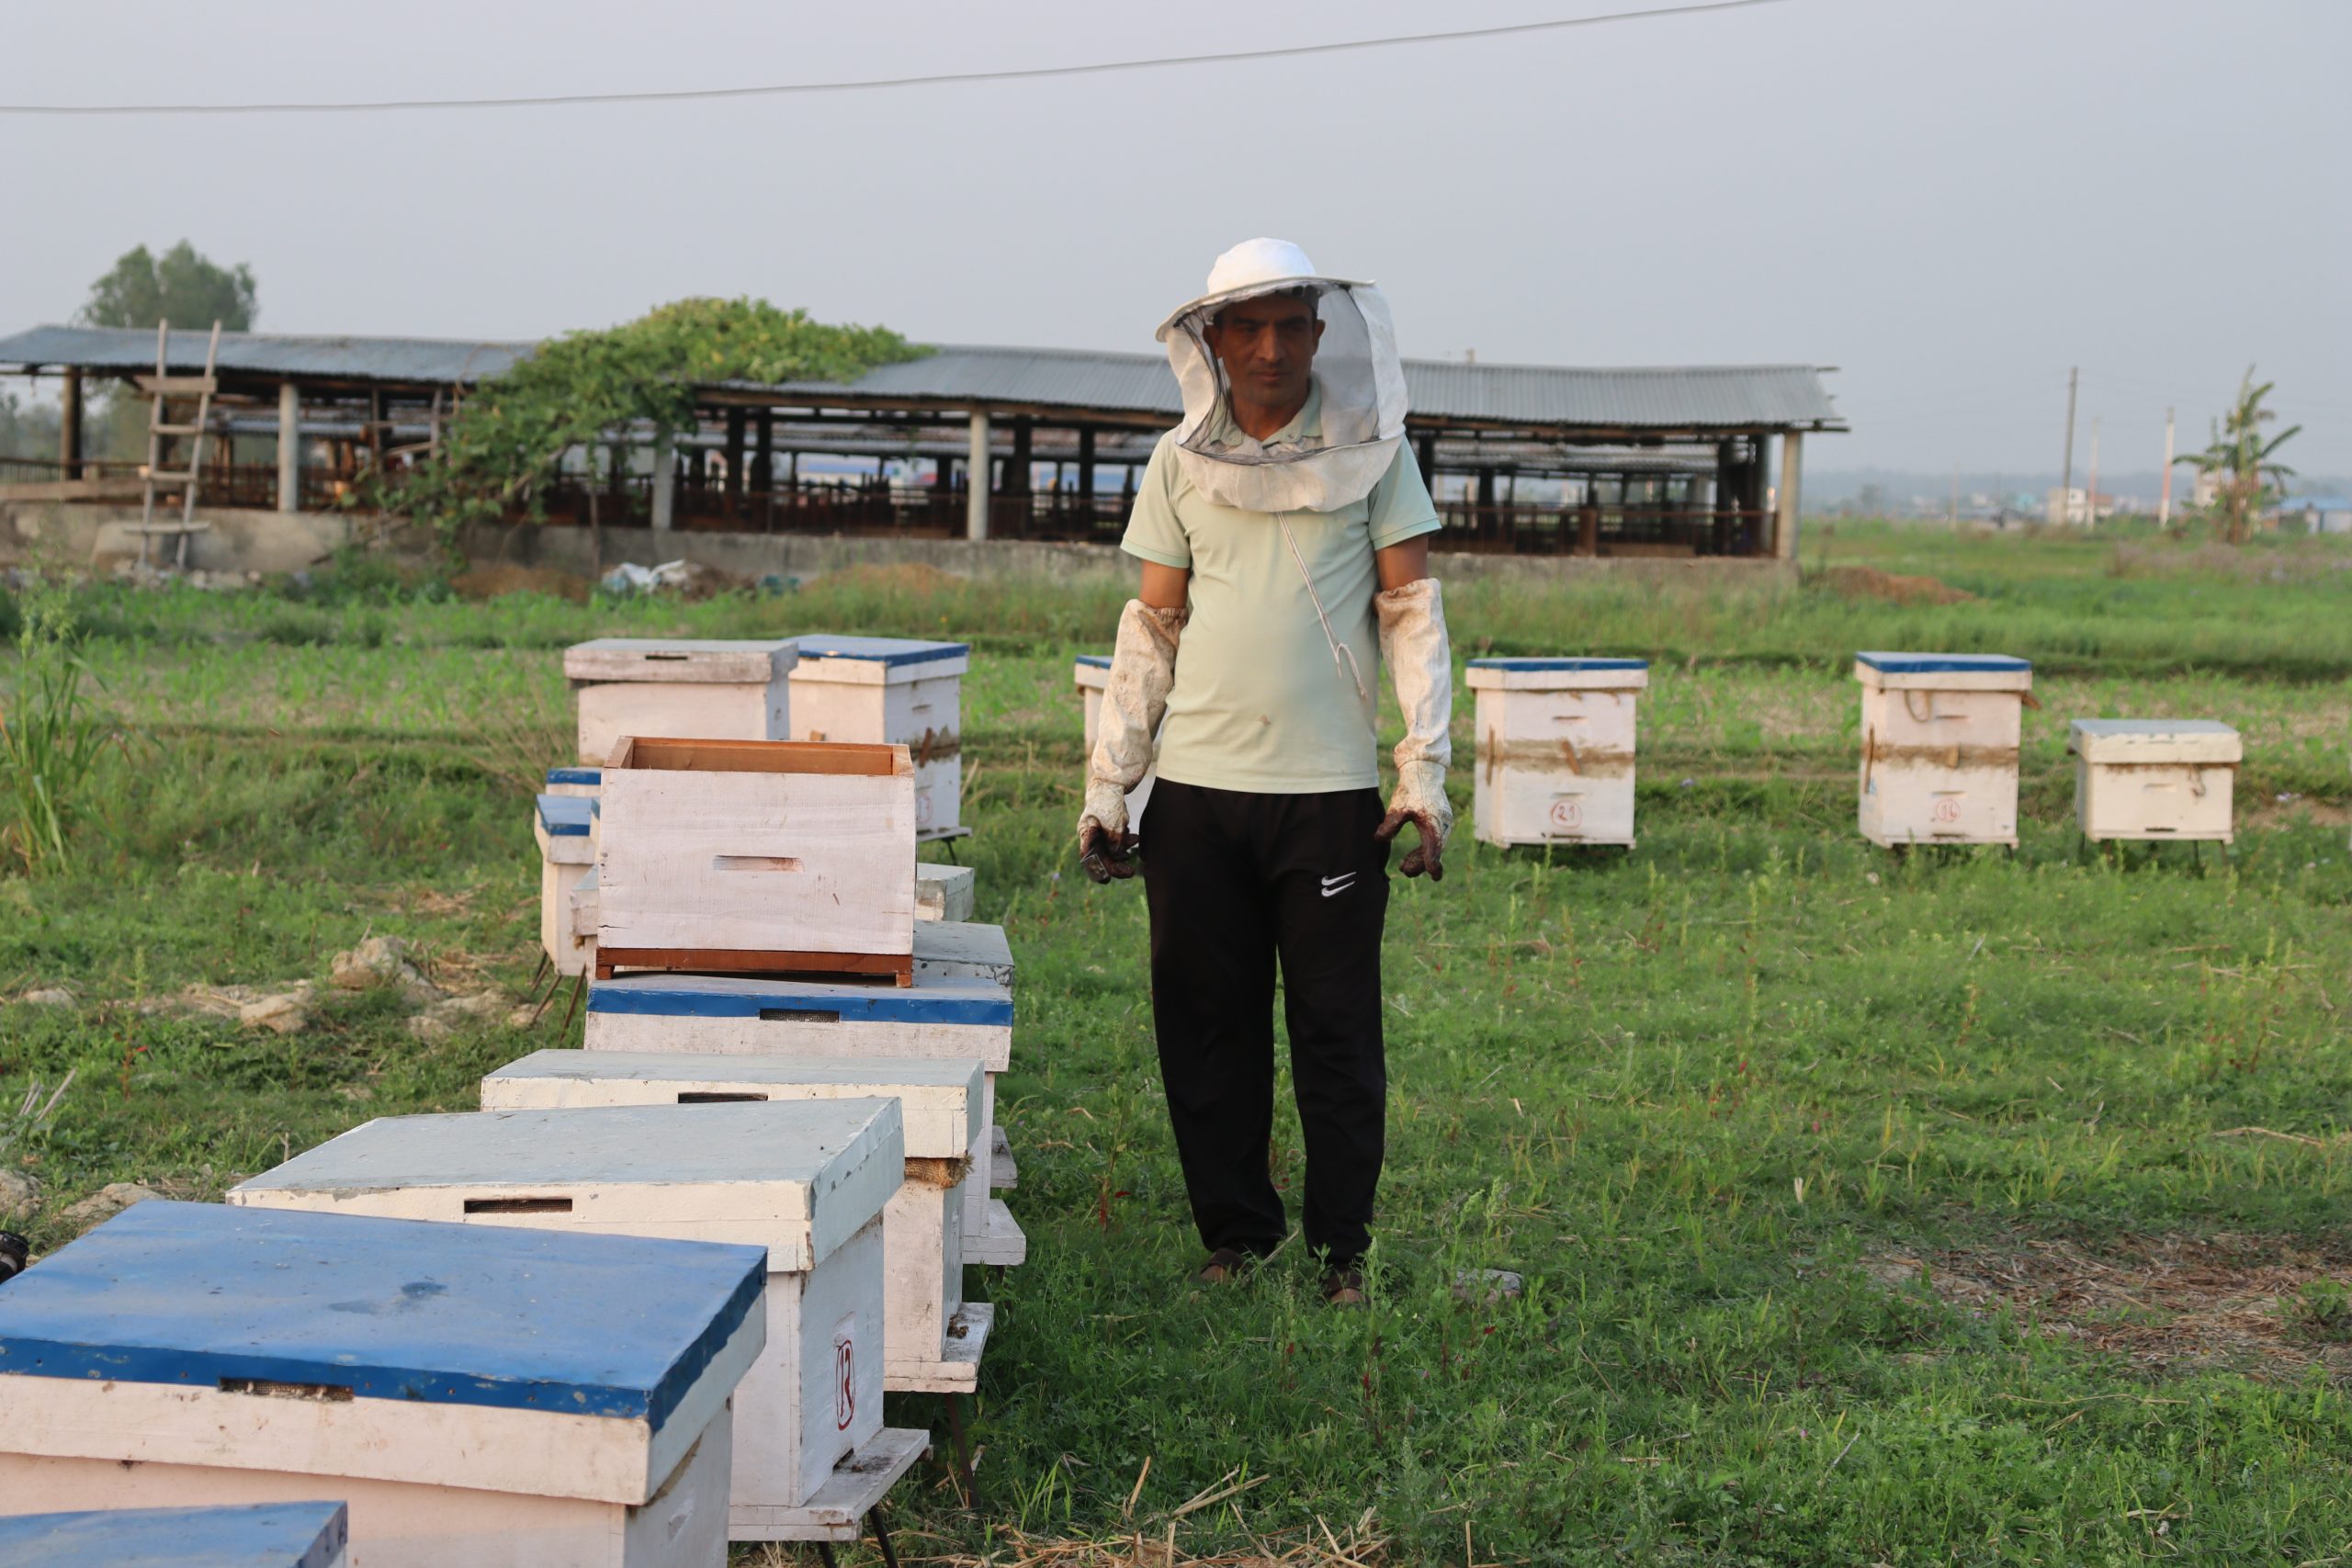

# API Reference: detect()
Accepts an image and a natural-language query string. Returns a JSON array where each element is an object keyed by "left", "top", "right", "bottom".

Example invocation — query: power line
[{"left": 0, "top": 0, "right": 1792, "bottom": 117}]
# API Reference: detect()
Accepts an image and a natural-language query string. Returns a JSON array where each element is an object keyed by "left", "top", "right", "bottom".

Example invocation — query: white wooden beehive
[
  {"left": 596, "top": 738, "right": 917, "bottom": 982},
  {"left": 912, "top": 920, "right": 1018, "bottom": 1192},
  {"left": 1074, "top": 653, "right": 1156, "bottom": 824},
  {"left": 0, "top": 1503, "right": 349, "bottom": 1568},
  {"left": 915, "top": 863, "right": 976, "bottom": 923},
  {"left": 1856, "top": 653, "right": 2032, "bottom": 848},
  {"left": 546, "top": 765, "right": 603, "bottom": 799},
  {"left": 2068, "top": 719, "right": 2240, "bottom": 843},
  {"left": 788, "top": 637, "right": 969, "bottom": 840},
  {"left": 230, "top": 1100, "right": 910, "bottom": 1540},
  {"left": 484, "top": 1050, "right": 993, "bottom": 1393},
  {"left": 566, "top": 638, "right": 797, "bottom": 766},
  {"left": 0, "top": 1201, "right": 763, "bottom": 1568},
  {"left": 1464, "top": 659, "right": 1650, "bottom": 847},
  {"left": 536, "top": 792, "right": 598, "bottom": 976},
  {"left": 582, "top": 968, "right": 1026, "bottom": 1266}
]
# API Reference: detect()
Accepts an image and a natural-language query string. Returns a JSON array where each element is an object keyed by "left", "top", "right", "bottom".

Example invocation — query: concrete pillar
[
  {"left": 60, "top": 368, "right": 84, "bottom": 480},
  {"left": 723, "top": 407, "right": 746, "bottom": 516},
  {"left": 1774, "top": 431, "right": 1804, "bottom": 559},
  {"left": 276, "top": 381, "right": 300, "bottom": 513},
  {"left": 651, "top": 431, "right": 675, "bottom": 534},
  {"left": 966, "top": 410, "right": 990, "bottom": 540},
  {"left": 752, "top": 408, "right": 775, "bottom": 493},
  {"left": 1077, "top": 426, "right": 1096, "bottom": 514}
]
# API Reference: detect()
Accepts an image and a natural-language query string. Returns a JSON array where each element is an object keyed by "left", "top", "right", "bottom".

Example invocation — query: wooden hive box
[
  {"left": 566, "top": 638, "right": 797, "bottom": 766},
  {"left": 231, "top": 1100, "right": 914, "bottom": 1543},
  {"left": 1465, "top": 659, "right": 1650, "bottom": 848},
  {"left": 0, "top": 1201, "right": 764, "bottom": 1568},
  {"left": 0, "top": 1503, "right": 349, "bottom": 1568},
  {"left": 910, "top": 920, "right": 1018, "bottom": 1191},
  {"left": 484, "top": 1050, "right": 991, "bottom": 1393},
  {"left": 537, "top": 792, "right": 599, "bottom": 976},
  {"left": 582, "top": 970, "right": 1026, "bottom": 1266},
  {"left": 596, "top": 738, "right": 917, "bottom": 985},
  {"left": 1074, "top": 653, "right": 1157, "bottom": 824},
  {"left": 2068, "top": 719, "right": 2241, "bottom": 843},
  {"left": 788, "top": 637, "right": 969, "bottom": 840},
  {"left": 1856, "top": 653, "right": 2032, "bottom": 848},
  {"left": 915, "top": 863, "right": 976, "bottom": 923},
  {"left": 546, "top": 764, "right": 603, "bottom": 799}
]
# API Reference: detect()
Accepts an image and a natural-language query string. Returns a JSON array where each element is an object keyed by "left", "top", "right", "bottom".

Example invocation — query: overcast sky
[{"left": 4, "top": 0, "right": 2347, "bottom": 476}]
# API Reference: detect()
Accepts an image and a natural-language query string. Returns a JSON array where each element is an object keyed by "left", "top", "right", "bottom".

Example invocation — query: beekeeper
[{"left": 1078, "top": 238, "right": 1453, "bottom": 1308}]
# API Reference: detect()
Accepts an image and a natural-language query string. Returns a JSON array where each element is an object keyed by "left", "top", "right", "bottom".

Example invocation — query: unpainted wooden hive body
[
  {"left": 1855, "top": 653, "right": 2032, "bottom": 848},
  {"left": 2068, "top": 718, "right": 2240, "bottom": 843},
  {"left": 565, "top": 638, "right": 797, "bottom": 767},
  {"left": 1466, "top": 659, "right": 1650, "bottom": 848}
]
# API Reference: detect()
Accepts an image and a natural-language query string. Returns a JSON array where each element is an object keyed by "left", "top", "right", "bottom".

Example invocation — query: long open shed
[{"left": 2, "top": 324, "right": 1841, "bottom": 559}]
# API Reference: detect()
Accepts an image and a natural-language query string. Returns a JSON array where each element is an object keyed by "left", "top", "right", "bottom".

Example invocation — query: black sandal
[
  {"left": 1195, "top": 1247, "right": 1254, "bottom": 1285},
  {"left": 1320, "top": 1264, "right": 1366, "bottom": 1307}
]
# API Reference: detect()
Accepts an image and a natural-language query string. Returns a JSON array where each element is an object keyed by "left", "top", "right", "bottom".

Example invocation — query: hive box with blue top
[
  {"left": 1464, "top": 658, "right": 1650, "bottom": 848},
  {"left": 1074, "top": 653, "right": 1156, "bottom": 825},
  {"left": 585, "top": 969, "right": 1027, "bottom": 1266},
  {"left": 2068, "top": 718, "right": 2241, "bottom": 844},
  {"left": 596, "top": 738, "right": 917, "bottom": 986},
  {"left": 485, "top": 1050, "right": 993, "bottom": 1394},
  {"left": 566, "top": 637, "right": 797, "bottom": 765},
  {"left": 1855, "top": 652, "right": 2033, "bottom": 848},
  {"left": 536, "top": 790, "right": 599, "bottom": 974},
  {"left": 230, "top": 1100, "right": 919, "bottom": 1542},
  {"left": 788, "top": 636, "right": 968, "bottom": 840},
  {"left": 0, "top": 1502, "right": 348, "bottom": 1568},
  {"left": 0, "top": 1201, "right": 763, "bottom": 1568}
]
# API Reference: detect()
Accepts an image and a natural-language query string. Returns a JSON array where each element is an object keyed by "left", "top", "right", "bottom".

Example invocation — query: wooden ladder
[{"left": 137, "top": 319, "right": 222, "bottom": 568}]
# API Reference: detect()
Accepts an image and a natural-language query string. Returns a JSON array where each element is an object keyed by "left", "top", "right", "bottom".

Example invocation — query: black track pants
[{"left": 1140, "top": 779, "right": 1389, "bottom": 1269}]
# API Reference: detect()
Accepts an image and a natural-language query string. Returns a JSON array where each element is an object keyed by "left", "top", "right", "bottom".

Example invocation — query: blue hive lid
[
  {"left": 0, "top": 1503, "right": 347, "bottom": 1568},
  {"left": 1856, "top": 651, "right": 2030, "bottom": 673},
  {"left": 1465, "top": 657, "right": 1648, "bottom": 671},
  {"left": 0, "top": 1201, "right": 764, "bottom": 1428},
  {"left": 794, "top": 635, "right": 967, "bottom": 667},
  {"left": 546, "top": 766, "right": 602, "bottom": 787},
  {"left": 537, "top": 793, "right": 594, "bottom": 836},
  {"left": 589, "top": 970, "right": 1011, "bottom": 1028},
  {"left": 1074, "top": 654, "right": 1111, "bottom": 669}
]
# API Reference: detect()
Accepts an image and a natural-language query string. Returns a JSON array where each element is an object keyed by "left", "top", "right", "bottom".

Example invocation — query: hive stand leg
[
  {"left": 557, "top": 969, "right": 587, "bottom": 1032},
  {"left": 870, "top": 1503, "right": 904, "bottom": 1568},
  {"left": 816, "top": 1544, "right": 839, "bottom": 1568},
  {"left": 947, "top": 1391, "right": 978, "bottom": 1506}
]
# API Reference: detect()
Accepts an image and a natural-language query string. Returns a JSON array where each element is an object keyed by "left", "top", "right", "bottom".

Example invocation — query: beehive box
[
  {"left": 1465, "top": 659, "right": 1650, "bottom": 847},
  {"left": 596, "top": 739, "right": 917, "bottom": 984},
  {"left": 583, "top": 970, "right": 1026, "bottom": 1266},
  {"left": 566, "top": 638, "right": 797, "bottom": 766},
  {"left": 537, "top": 793, "right": 598, "bottom": 976},
  {"left": 0, "top": 1503, "right": 348, "bottom": 1568},
  {"left": 1856, "top": 653, "right": 2031, "bottom": 847},
  {"left": 2068, "top": 719, "right": 2240, "bottom": 842},
  {"left": 484, "top": 1051, "right": 992, "bottom": 1393},
  {"left": 915, "top": 863, "right": 976, "bottom": 923},
  {"left": 788, "top": 637, "right": 968, "bottom": 840},
  {"left": 909, "top": 920, "right": 1018, "bottom": 1191},
  {"left": 231, "top": 1100, "right": 912, "bottom": 1541},
  {"left": 0, "top": 1201, "right": 763, "bottom": 1568},
  {"left": 1074, "top": 654, "right": 1157, "bottom": 823},
  {"left": 546, "top": 765, "right": 603, "bottom": 799}
]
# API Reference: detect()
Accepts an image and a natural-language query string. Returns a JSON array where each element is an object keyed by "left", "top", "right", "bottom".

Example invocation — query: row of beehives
[
  {"left": 1101, "top": 650, "right": 2235, "bottom": 852},
  {"left": 0, "top": 640, "right": 1016, "bottom": 1566}
]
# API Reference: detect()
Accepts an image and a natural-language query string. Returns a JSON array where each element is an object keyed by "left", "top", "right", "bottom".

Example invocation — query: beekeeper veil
[{"left": 1156, "top": 238, "right": 1408, "bottom": 514}]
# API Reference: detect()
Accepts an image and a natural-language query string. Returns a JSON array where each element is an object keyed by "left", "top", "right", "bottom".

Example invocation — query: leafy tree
[
  {"left": 379, "top": 297, "right": 926, "bottom": 536},
  {"left": 76, "top": 241, "right": 258, "bottom": 333},
  {"left": 2176, "top": 367, "right": 2300, "bottom": 545}
]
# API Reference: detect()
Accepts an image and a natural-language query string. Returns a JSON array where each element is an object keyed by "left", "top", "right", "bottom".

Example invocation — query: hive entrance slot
[
  {"left": 758, "top": 1009, "right": 842, "bottom": 1023},
  {"left": 464, "top": 1196, "right": 573, "bottom": 1214},
  {"left": 678, "top": 1090, "right": 768, "bottom": 1103},
  {"left": 220, "top": 1377, "right": 354, "bottom": 1402}
]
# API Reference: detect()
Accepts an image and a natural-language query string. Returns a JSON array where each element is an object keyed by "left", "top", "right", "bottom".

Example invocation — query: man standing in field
[{"left": 1078, "top": 239, "right": 1454, "bottom": 1306}]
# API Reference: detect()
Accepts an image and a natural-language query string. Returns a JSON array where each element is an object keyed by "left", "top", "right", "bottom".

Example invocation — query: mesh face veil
[{"left": 1155, "top": 239, "right": 1408, "bottom": 514}]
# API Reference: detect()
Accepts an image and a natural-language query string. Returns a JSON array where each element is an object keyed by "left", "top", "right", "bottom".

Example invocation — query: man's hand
[
  {"left": 1079, "top": 818, "right": 1142, "bottom": 884},
  {"left": 1374, "top": 807, "right": 1444, "bottom": 881}
]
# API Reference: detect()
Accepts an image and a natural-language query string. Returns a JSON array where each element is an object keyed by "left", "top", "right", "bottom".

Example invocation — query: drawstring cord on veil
[{"left": 1277, "top": 513, "right": 1370, "bottom": 704}]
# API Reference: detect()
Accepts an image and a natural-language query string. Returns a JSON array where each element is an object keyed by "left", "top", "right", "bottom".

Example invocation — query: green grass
[{"left": 3, "top": 526, "right": 2351, "bottom": 1564}]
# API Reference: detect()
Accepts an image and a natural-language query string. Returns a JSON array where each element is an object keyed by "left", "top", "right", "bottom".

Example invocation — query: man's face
[{"left": 1205, "top": 292, "right": 1323, "bottom": 416}]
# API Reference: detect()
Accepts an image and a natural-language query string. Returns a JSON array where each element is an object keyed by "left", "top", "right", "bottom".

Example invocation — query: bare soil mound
[
  {"left": 449, "top": 563, "right": 592, "bottom": 603},
  {"left": 820, "top": 560, "right": 965, "bottom": 596},
  {"left": 1816, "top": 565, "right": 1975, "bottom": 605}
]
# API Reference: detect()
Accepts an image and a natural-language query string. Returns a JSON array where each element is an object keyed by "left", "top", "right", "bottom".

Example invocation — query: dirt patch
[
  {"left": 1815, "top": 565, "right": 1975, "bottom": 605},
  {"left": 449, "top": 564, "right": 592, "bottom": 603},
  {"left": 817, "top": 560, "right": 966, "bottom": 596},
  {"left": 1870, "top": 1231, "right": 2352, "bottom": 1382}
]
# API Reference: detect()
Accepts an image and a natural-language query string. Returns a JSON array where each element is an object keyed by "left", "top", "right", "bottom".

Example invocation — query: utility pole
[
  {"left": 2086, "top": 417, "right": 2100, "bottom": 528},
  {"left": 2157, "top": 406, "right": 2176, "bottom": 530},
  {"left": 2057, "top": 366, "right": 2078, "bottom": 525}
]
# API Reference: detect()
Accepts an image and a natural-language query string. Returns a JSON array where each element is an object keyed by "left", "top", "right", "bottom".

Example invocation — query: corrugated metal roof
[
  {"left": 0, "top": 324, "right": 533, "bottom": 384},
  {"left": 0, "top": 325, "right": 1841, "bottom": 433}
]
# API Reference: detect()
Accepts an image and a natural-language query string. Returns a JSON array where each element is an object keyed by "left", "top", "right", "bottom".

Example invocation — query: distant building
[
  {"left": 2270, "top": 495, "right": 2352, "bottom": 535},
  {"left": 2045, "top": 486, "right": 2089, "bottom": 525}
]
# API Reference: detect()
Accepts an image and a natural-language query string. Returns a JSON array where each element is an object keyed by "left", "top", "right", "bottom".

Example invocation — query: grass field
[{"left": 4, "top": 524, "right": 2350, "bottom": 1565}]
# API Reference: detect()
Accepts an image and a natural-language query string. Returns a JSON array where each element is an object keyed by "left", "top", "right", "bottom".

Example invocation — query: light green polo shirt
[{"left": 1121, "top": 394, "right": 1442, "bottom": 795}]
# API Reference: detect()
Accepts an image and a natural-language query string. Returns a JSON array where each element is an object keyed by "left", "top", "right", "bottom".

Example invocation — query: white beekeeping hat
[{"left": 1155, "top": 238, "right": 1408, "bottom": 514}]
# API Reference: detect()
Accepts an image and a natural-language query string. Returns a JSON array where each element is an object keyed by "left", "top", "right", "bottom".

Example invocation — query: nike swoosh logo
[
  {"left": 1319, "top": 874, "right": 1353, "bottom": 886},
  {"left": 1321, "top": 877, "right": 1356, "bottom": 897}
]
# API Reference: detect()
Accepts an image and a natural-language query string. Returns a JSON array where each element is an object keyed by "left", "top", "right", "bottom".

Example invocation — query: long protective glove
[
  {"left": 1078, "top": 598, "right": 1187, "bottom": 883},
  {"left": 1371, "top": 577, "right": 1453, "bottom": 880}
]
